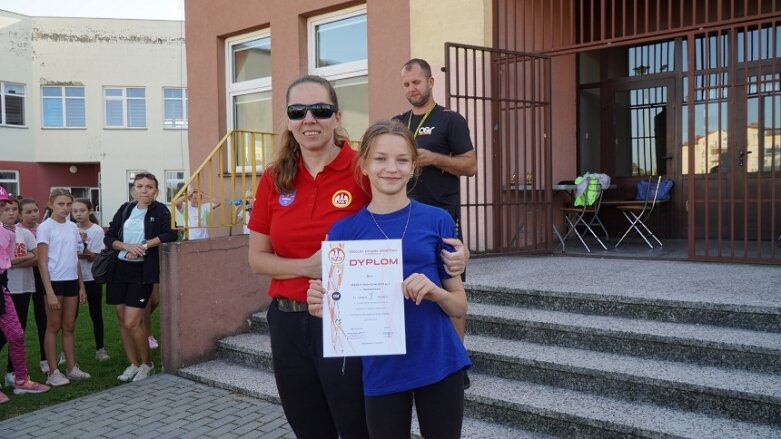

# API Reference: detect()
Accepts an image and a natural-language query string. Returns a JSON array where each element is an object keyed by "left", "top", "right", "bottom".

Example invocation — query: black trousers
[
  {"left": 267, "top": 299, "right": 369, "bottom": 439},
  {"left": 74, "top": 281, "right": 104, "bottom": 350},
  {"left": 364, "top": 370, "right": 465, "bottom": 439}
]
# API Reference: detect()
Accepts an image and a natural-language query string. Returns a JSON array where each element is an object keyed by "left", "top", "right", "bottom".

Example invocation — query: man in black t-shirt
[{"left": 394, "top": 58, "right": 477, "bottom": 389}]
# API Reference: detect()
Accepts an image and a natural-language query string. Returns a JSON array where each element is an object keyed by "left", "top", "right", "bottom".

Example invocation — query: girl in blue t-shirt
[{"left": 308, "top": 119, "right": 471, "bottom": 439}]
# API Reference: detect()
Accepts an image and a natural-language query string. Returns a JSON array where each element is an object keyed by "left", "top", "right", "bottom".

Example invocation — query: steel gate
[{"left": 444, "top": 43, "right": 553, "bottom": 254}]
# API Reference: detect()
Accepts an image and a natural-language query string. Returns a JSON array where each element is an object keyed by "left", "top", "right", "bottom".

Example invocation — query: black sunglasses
[{"left": 287, "top": 103, "right": 337, "bottom": 120}]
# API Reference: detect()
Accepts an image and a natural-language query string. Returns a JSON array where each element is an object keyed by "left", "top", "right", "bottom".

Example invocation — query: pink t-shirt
[{"left": 0, "top": 225, "right": 14, "bottom": 272}]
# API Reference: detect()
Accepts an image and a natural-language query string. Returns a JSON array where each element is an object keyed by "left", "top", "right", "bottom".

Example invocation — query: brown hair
[
  {"left": 355, "top": 119, "right": 420, "bottom": 192},
  {"left": 401, "top": 58, "right": 433, "bottom": 78},
  {"left": 133, "top": 171, "right": 159, "bottom": 188},
  {"left": 18, "top": 198, "right": 38, "bottom": 212},
  {"left": 270, "top": 75, "right": 349, "bottom": 193},
  {"left": 72, "top": 198, "right": 100, "bottom": 224}
]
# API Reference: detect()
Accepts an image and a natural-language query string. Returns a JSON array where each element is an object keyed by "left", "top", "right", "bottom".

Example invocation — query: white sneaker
[
  {"left": 118, "top": 364, "right": 139, "bottom": 382},
  {"left": 57, "top": 352, "right": 65, "bottom": 366},
  {"left": 95, "top": 348, "right": 110, "bottom": 362},
  {"left": 148, "top": 336, "right": 159, "bottom": 350},
  {"left": 40, "top": 360, "right": 49, "bottom": 374},
  {"left": 45, "top": 370, "right": 70, "bottom": 387},
  {"left": 132, "top": 363, "right": 154, "bottom": 382},
  {"left": 66, "top": 365, "right": 91, "bottom": 380},
  {"left": 4, "top": 373, "right": 14, "bottom": 388}
]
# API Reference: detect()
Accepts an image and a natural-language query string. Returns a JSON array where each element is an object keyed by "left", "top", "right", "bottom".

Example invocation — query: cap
[{"left": 0, "top": 186, "right": 11, "bottom": 203}]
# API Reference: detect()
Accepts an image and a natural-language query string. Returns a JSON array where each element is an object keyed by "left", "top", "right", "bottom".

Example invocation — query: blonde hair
[
  {"left": 48, "top": 188, "right": 74, "bottom": 204},
  {"left": 270, "top": 75, "right": 349, "bottom": 193}
]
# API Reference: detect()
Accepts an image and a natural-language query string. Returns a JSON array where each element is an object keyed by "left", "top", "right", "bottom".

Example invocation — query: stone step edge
[
  {"left": 465, "top": 372, "right": 781, "bottom": 439},
  {"left": 180, "top": 359, "right": 549, "bottom": 439},
  {"left": 464, "top": 335, "right": 781, "bottom": 405},
  {"left": 467, "top": 304, "right": 781, "bottom": 355},
  {"left": 251, "top": 309, "right": 781, "bottom": 356},
  {"left": 217, "top": 332, "right": 781, "bottom": 407},
  {"left": 466, "top": 284, "right": 781, "bottom": 316}
]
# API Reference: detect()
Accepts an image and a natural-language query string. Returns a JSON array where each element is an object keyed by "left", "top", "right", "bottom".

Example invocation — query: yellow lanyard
[{"left": 406, "top": 105, "right": 435, "bottom": 139}]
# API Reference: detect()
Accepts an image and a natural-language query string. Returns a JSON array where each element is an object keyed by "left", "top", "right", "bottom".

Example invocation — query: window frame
[
  {"left": 163, "top": 87, "right": 188, "bottom": 129},
  {"left": 104, "top": 86, "right": 147, "bottom": 129},
  {"left": 0, "top": 170, "right": 20, "bottom": 197},
  {"left": 41, "top": 85, "right": 86, "bottom": 129},
  {"left": 0, "top": 81, "right": 26, "bottom": 127},
  {"left": 308, "top": 6, "right": 368, "bottom": 80},
  {"left": 164, "top": 170, "right": 186, "bottom": 203},
  {"left": 226, "top": 30, "right": 273, "bottom": 173}
]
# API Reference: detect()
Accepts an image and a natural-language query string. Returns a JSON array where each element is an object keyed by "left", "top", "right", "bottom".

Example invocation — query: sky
[{"left": 0, "top": 0, "right": 184, "bottom": 20}]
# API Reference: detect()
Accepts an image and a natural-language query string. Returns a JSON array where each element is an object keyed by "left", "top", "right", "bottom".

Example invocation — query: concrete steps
[{"left": 180, "top": 287, "right": 781, "bottom": 438}]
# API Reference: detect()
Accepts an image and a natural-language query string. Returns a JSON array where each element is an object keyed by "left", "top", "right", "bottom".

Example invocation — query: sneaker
[
  {"left": 66, "top": 365, "right": 91, "bottom": 380},
  {"left": 132, "top": 363, "right": 154, "bottom": 382},
  {"left": 57, "top": 352, "right": 65, "bottom": 366},
  {"left": 118, "top": 364, "right": 139, "bottom": 382},
  {"left": 14, "top": 379, "right": 50, "bottom": 395},
  {"left": 4, "top": 373, "right": 14, "bottom": 388},
  {"left": 45, "top": 370, "right": 70, "bottom": 387},
  {"left": 0, "top": 391, "right": 8, "bottom": 404},
  {"left": 40, "top": 360, "right": 49, "bottom": 374},
  {"left": 148, "top": 336, "right": 159, "bottom": 350},
  {"left": 95, "top": 348, "right": 110, "bottom": 362},
  {"left": 463, "top": 371, "right": 471, "bottom": 390}
]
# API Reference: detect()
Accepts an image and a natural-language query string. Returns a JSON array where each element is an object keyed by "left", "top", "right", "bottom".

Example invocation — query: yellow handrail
[{"left": 169, "top": 130, "right": 276, "bottom": 239}]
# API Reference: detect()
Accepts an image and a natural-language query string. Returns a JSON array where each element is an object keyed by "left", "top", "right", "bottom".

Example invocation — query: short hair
[{"left": 402, "top": 58, "right": 432, "bottom": 78}]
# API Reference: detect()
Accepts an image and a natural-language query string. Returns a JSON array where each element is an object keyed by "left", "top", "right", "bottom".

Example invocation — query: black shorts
[
  {"left": 106, "top": 260, "right": 153, "bottom": 308},
  {"left": 51, "top": 280, "right": 80, "bottom": 297}
]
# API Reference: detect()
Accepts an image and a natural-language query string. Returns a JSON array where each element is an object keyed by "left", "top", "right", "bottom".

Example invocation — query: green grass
[{"left": 0, "top": 293, "right": 161, "bottom": 420}]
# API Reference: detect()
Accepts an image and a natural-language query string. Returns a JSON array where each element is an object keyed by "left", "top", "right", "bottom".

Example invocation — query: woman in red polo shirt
[{"left": 247, "top": 75, "right": 465, "bottom": 439}]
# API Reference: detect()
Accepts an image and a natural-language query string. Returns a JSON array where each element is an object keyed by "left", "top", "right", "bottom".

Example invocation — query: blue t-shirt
[{"left": 328, "top": 200, "right": 471, "bottom": 396}]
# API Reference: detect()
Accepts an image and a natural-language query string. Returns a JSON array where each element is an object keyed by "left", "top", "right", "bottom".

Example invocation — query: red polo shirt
[{"left": 248, "top": 142, "right": 370, "bottom": 302}]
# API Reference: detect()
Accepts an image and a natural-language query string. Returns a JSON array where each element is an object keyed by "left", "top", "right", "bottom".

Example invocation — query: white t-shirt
[
  {"left": 37, "top": 218, "right": 80, "bottom": 281},
  {"left": 184, "top": 204, "right": 212, "bottom": 240},
  {"left": 78, "top": 223, "right": 105, "bottom": 282},
  {"left": 7, "top": 226, "right": 36, "bottom": 293}
]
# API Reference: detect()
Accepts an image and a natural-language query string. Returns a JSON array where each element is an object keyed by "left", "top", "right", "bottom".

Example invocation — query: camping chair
[
  {"left": 559, "top": 176, "right": 607, "bottom": 252},
  {"left": 614, "top": 176, "right": 665, "bottom": 249}
]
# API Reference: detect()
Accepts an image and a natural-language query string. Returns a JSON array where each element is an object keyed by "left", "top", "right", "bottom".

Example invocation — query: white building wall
[
  {"left": 0, "top": 11, "right": 189, "bottom": 224},
  {"left": 31, "top": 17, "right": 189, "bottom": 220},
  {"left": 0, "top": 11, "right": 35, "bottom": 161}
]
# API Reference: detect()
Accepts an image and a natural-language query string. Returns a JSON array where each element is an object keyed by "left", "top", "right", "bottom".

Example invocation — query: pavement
[
  {"left": 0, "top": 254, "right": 777, "bottom": 438},
  {"left": 0, "top": 374, "right": 294, "bottom": 439}
]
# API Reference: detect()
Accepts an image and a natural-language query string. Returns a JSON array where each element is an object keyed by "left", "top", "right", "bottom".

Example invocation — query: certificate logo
[
  {"left": 328, "top": 247, "right": 346, "bottom": 265},
  {"left": 331, "top": 190, "right": 352, "bottom": 208},
  {"left": 331, "top": 291, "right": 342, "bottom": 301},
  {"left": 279, "top": 191, "right": 296, "bottom": 207}
]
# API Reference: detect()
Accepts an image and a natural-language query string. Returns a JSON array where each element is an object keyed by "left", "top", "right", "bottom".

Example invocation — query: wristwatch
[{"left": 142, "top": 240, "right": 148, "bottom": 251}]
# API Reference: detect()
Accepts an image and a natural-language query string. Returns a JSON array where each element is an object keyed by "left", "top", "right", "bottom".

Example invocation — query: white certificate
[{"left": 321, "top": 239, "right": 406, "bottom": 357}]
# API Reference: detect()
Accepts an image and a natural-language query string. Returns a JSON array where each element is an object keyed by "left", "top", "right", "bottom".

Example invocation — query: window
[
  {"left": 104, "top": 87, "right": 146, "bottom": 128},
  {"left": 163, "top": 87, "right": 188, "bottom": 128},
  {"left": 42, "top": 86, "right": 86, "bottom": 128},
  {"left": 0, "top": 170, "right": 20, "bottom": 197},
  {"left": 308, "top": 7, "right": 369, "bottom": 139},
  {"left": 0, "top": 82, "right": 25, "bottom": 126},
  {"left": 309, "top": 7, "right": 367, "bottom": 79},
  {"left": 227, "top": 31, "right": 273, "bottom": 171},
  {"left": 164, "top": 170, "right": 185, "bottom": 202}
]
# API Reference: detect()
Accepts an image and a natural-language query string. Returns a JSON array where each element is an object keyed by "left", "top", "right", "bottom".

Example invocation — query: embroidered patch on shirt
[
  {"left": 279, "top": 191, "right": 296, "bottom": 207},
  {"left": 331, "top": 190, "right": 352, "bottom": 208}
]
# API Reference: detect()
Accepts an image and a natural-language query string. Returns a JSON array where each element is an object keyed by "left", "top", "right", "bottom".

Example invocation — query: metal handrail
[{"left": 169, "top": 130, "right": 276, "bottom": 239}]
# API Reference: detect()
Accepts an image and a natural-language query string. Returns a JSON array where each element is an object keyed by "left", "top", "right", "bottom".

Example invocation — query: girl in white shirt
[
  {"left": 37, "top": 189, "right": 91, "bottom": 387},
  {"left": 72, "top": 198, "right": 109, "bottom": 362}
]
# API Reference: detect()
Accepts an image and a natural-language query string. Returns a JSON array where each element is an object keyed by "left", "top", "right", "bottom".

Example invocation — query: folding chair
[
  {"left": 559, "top": 176, "right": 607, "bottom": 252},
  {"left": 614, "top": 176, "right": 664, "bottom": 249}
]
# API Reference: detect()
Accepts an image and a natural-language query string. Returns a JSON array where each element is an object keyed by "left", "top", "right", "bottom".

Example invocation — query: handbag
[
  {"left": 91, "top": 248, "right": 117, "bottom": 284},
  {"left": 91, "top": 202, "right": 133, "bottom": 284}
]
